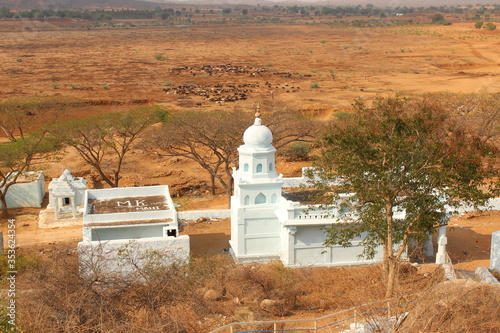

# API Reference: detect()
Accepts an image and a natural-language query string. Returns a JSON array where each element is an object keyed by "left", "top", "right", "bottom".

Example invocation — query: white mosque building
[
  {"left": 229, "top": 114, "right": 385, "bottom": 267},
  {"left": 41, "top": 112, "right": 500, "bottom": 271}
]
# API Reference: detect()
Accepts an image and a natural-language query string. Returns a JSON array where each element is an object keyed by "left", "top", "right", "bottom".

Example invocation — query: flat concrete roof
[{"left": 88, "top": 195, "right": 169, "bottom": 214}]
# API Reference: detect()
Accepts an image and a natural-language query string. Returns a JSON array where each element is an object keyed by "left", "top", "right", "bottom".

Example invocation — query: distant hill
[
  {"left": 0, "top": 0, "right": 499, "bottom": 11},
  {"left": 0, "top": 0, "right": 160, "bottom": 11}
]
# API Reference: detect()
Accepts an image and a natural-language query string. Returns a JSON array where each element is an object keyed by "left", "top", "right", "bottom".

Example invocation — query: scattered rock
[
  {"left": 204, "top": 289, "right": 223, "bottom": 301},
  {"left": 259, "top": 299, "right": 278, "bottom": 312}
]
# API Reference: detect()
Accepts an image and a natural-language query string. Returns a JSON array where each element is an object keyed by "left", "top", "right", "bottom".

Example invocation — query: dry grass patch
[
  {"left": 397, "top": 279, "right": 500, "bottom": 333},
  {"left": 3, "top": 245, "right": 449, "bottom": 332}
]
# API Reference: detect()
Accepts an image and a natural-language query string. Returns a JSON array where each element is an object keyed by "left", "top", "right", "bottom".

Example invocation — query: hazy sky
[{"left": 259, "top": 0, "right": 500, "bottom": 4}]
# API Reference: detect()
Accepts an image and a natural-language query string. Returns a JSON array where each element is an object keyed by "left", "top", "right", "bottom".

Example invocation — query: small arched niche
[{"left": 255, "top": 193, "right": 266, "bottom": 204}]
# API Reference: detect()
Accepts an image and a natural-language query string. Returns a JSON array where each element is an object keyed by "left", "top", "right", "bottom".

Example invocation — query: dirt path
[
  {"left": 447, "top": 211, "right": 500, "bottom": 270},
  {"left": 2, "top": 198, "right": 499, "bottom": 272}
]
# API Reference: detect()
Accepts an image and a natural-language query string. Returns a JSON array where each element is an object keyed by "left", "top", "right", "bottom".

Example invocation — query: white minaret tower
[{"left": 229, "top": 108, "right": 284, "bottom": 262}]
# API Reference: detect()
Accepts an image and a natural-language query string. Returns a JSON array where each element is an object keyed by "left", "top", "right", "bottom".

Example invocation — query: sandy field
[
  {"left": 1, "top": 21, "right": 499, "bottom": 112},
  {"left": 1, "top": 19, "right": 499, "bottom": 272}
]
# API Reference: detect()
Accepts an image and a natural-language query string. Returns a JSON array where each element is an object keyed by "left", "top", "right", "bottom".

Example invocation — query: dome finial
[{"left": 255, "top": 103, "right": 261, "bottom": 118}]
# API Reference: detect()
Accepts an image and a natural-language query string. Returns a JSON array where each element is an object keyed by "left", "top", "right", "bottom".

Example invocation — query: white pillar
[
  {"left": 491, "top": 231, "right": 500, "bottom": 271},
  {"left": 53, "top": 197, "right": 59, "bottom": 221},
  {"left": 424, "top": 232, "right": 434, "bottom": 257},
  {"left": 435, "top": 225, "right": 448, "bottom": 264},
  {"left": 285, "top": 226, "right": 297, "bottom": 266},
  {"left": 71, "top": 197, "right": 77, "bottom": 218}
]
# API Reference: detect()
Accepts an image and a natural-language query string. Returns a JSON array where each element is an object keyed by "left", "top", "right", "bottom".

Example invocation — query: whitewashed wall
[
  {"left": 178, "top": 209, "right": 230, "bottom": 220},
  {"left": 78, "top": 235, "right": 190, "bottom": 280},
  {"left": 0, "top": 171, "right": 44, "bottom": 209}
]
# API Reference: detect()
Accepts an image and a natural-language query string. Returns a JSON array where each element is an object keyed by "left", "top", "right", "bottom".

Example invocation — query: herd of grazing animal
[
  {"left": 170, "top": 64, "right": 269, "bottom": 77},
  {"left": 163, "top": 83, "right": 253, "bottom": 103},
  {"left": 165, "top": 64, "right": 302, "bottom": 105}
]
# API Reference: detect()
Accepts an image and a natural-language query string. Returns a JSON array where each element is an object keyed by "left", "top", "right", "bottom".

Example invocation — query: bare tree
[
  {"left": 50, "top": 107, "right": 160, "bottom": 188},
  {"left": 146, "top": 110, "right": 250, "bottom": 201},
  {"left": 145, "top": 106, "right": 320, "bottom": 204},
  {"left": 426, "top": 91, "right": 500, "bottom": 143},
  {"left": 261, "top": 101, "right": 321, "bottom": 149}
]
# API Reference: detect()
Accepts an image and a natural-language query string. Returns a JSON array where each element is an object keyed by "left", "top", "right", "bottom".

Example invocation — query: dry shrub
[
  {"left": 14, "top": 246, "right": 447, "bottom": 332},
  {"left": 17, "top": 252, "right": 227, "bottom": 332},
  {"left": 296, "top": 264, "right": 444, "bottom": 312},
  {"left": 222, "top": 261, "right": 307, "bottom": 316},
  {"left": 397, "top": 280, "right": 500, "bottom": 333},
  {"left": 295, "top": 265, "right": 387, "bottom": 312}
]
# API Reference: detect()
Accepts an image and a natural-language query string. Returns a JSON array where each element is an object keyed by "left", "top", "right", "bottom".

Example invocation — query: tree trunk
[
  {"left": 0, "top": 194, "right": 9, "bottom": 218},
  {"left": 227, "top": 190, "right": 232, "bottom": 209},
  {"left": 384, "top": 203, "right": 395, "bottom": 290},
  {"left": 210, "top": 174, "right": 216, "bottom": 195},
  {"left": 385, "top": 258, "right": 398, "bottom": 298},
  {"left": 382, "top": 242, "right": 389, "bottom": 279},
  {"left": 101, "top": 175, "right": 117, "bottom": 188}
]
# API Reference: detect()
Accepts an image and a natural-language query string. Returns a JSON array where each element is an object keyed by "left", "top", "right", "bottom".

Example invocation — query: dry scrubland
[
  {"left": 1, "top": 21, "right": 499, "bottom": 112},
  {"left": 1, "top": 18, "right": 500, "bottom": 332}
]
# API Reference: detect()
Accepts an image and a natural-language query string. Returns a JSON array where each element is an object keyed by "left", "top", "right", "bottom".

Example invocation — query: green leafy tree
[
  {"left": 311, "top": 96, "right": 498, "bottom": 297},
  {"left": 50, "top": 107, "right": 159, "bottom": 188},
  {"left": 0, "top": 97, "right": 76, "bottom": 218},
  {"left": 430, "top": 13, "right": 444, "bottom": 23},
  {"left": 0, "top": 133, "right": 59, "bottom": 218}
]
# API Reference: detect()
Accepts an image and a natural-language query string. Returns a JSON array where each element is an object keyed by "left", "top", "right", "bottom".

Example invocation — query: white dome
[
  {"left": 243, "top": 118, "right": 273, "bottom": 147},
  {"left": 59, "top": 169, "right": 73, "bottom": 181}
]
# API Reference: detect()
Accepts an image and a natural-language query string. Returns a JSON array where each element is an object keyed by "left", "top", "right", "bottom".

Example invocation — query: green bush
[
  {"left": 485, "top": 22, "right": 497, "bottom": 31},
  {"left": 153, "top": 53, "right": 167, "bottom": 61},
  {"left": 310, "top": 82, "right": 320, "bottom": 89},
  {"left": 431, "top": 13, "right": 444, "bottom": 23},
  {"left": 475, "top": 20, "right": 484, "bottom": 29},
  {"left": 281, "top": 142, "right": 311, "bottom": 161}
]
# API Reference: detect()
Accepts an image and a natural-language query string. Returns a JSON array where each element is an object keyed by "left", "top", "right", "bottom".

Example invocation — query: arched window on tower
[
  {"left": 271, "top": 193, "right": 277, "bottom": 203},
  {"left": 269, "top": 163, "right": 273, "bottom": 171},
  {"left": 256, "top": 164, "right": 263, "bottom": 173},
  {"left": 244, "top": 163, "right": 249, "bottom": 172},
  {"left": 244, "top": 195, "right": 250, "bottom": 205},
  {"left": 255, "top": 193, "right": 266, "bottom": 204}
]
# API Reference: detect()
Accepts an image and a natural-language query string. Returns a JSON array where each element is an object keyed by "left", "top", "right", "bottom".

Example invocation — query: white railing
[{"left": 210, "top": 293, "right": 420, "bottom": 333}]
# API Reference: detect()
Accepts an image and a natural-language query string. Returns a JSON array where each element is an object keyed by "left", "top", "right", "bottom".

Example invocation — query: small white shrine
[
  {"left": 78, "top": 185, "right": 189, "bottom": 279},
  {"left": 48, "top": 169, "right": 87, "bottom": 220},
  {"left": 229, "top": 114, "right": 385, "bottom": 267}
]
